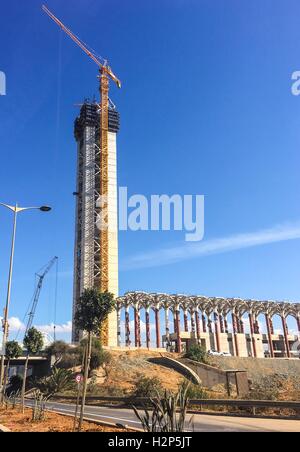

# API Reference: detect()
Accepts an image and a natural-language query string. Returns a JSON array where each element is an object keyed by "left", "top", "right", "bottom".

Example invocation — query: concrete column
[
  {"left": 125, "top": 307, "right": 131, "bottom": 347},
  {"left": 269, "top": 318, "right": 274, "bottom": 335},
  {"left": 173, "top": 312, "right": 177, "bottom": 335},
  {"left": 134, "top": 308, "right": 139, "bottom": 348},
  {"left": 207, "top": 315, "right": 213, "bottom": 334},
  {"left": 281, "top": 315, "right": 291, "bottom": 358},
  {"left": 202, "top": 314, "right": 207, "bottom": 333},
  {"left": 195, "top": 311, "right": 201, "bottom": 340},
  {"left": 190, "top": 311, "right": 196, "bottom": 334},
  {"left": 175, "top": 310, "right": 182, "bottom": 353},
  {"left": 117, "top": 308, "right": 121, "bottom": 347},
  {"left": 146, "top": 309, "right": 151, "bottom": 349},
  {"left": 254, "top": 318, "right": 260, "bottom": 334},
  {"left": 297, "top": 316, "right": 300, "bottom": 334},
  {"left": 155, "top": 308, "right": 161, "bottom": 349},
  {"left": 235, "top": 316, "right": 240, "bottom": 333},
  {"left": 184, "top": 311, "right": 189, "bottom": 332},
  {"left": 232, "top": 313, "right": 239, "bottom": 357},
  {"left": 214, "top": 312, "right": 221, "bottom": 352},
  {"left": 137, "top": 309, "right": 141, "bottom": 348},
  {"left": 265, "top": 314, "right": 274, "bottom": 358},
  {"left": 224, "top": 316, "right": 229, "bottom": 333},
  {"left": 219, "top": 315, "right": 225, "bottom": 334},
  {"left": 165, "top": 308, "right": 170, "bottom": 346},
  {"left": 239, "top": 318, "right": 244, "bottom": 334},
  {"left": 248, "top": 313, "right": 257, "bottom": 358}
]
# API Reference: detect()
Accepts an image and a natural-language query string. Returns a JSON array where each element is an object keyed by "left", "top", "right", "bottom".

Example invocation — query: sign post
[{"left": 73, "top": 374, "right": 83, "bottom": 432}]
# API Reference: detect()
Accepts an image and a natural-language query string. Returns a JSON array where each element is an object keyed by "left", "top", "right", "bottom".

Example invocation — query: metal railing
[{"left": 51, "top": 395, "right": 300, "bottom": 419}]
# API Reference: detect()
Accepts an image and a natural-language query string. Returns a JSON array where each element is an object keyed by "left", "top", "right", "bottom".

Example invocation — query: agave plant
[
  {"left": 34, "top": 367, "right": 75, "bottom": 399},
  {"left": 133, "top": 381, "right": 193, "bottom": 432}
]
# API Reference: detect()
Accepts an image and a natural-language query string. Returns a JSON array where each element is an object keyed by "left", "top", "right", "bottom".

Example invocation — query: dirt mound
[{"left": 100, "top": 350, "right": 184, "bottom": 394}]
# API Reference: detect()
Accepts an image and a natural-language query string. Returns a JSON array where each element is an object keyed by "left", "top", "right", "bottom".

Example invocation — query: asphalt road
[{"left": 25, "top": 400, "right": 300, "bottom": 432}]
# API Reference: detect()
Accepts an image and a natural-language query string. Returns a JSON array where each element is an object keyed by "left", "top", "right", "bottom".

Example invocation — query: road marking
[{"left": 46, "top": 405, "right": 141, "bottom": 425}]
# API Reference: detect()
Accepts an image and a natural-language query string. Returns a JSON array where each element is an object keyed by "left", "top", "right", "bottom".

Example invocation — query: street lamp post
[{"left": 0, "top": 203, "right": 51, "bottom": 401}]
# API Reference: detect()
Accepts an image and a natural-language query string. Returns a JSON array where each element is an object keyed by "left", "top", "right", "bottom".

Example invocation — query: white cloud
[
  {"left": 35, "top": 321, "right": 72, "bottom": 335},
  {"left": 0, "top": 317, "right": 72, "bottom": 342},
  {"left": 121, "top": 220, "right": 300, "bottom": 270},
  {"left": 7, "top": 317, "right": 26, "bottom": 332}
]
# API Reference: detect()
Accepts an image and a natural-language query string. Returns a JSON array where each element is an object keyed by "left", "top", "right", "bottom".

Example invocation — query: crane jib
[{"left": 42, "top": 5, "right": 121, "bottom": 88}]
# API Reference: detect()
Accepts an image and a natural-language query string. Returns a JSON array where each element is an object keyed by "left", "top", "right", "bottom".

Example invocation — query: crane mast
[
  {"left": 25, "top": 257, "right": 58, "bottom": 336},
  {"left": 43, "top": 5, "right": 121, "bottom": 345},
  {"left": 99, "top": 73, "right": 109, "bottom": 293}
]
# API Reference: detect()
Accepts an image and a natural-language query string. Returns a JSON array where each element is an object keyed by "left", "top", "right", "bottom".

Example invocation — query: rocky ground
[{"left": 211, "top": 356, "right": 300, "bottom": 400}]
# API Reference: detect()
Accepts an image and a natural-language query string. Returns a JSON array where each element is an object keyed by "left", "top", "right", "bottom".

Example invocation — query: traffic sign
[{"left": 75, "top": 374, "right": 83, "bottom": 384}]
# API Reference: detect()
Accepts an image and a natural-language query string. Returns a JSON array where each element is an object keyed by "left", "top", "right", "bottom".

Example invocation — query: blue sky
[{"left": 0, "top": 0, "right": 300, "bottom": 341}]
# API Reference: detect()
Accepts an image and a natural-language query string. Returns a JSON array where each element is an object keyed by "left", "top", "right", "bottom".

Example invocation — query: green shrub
[
  {"left": 69, "top": 338, "right": 111, "bottom": 372},
  {"left": 133, "top": 376, "right": 164, "bottom": 398},
  {"left": 7, "top": 375, "right": 23, "bottom": 395},
  {"left": 184, "top": 382, "right": 208, "bottom": 399},
  {"left": 185, "top": 344, "right": 208, "bottom": 363},
  {"left": 55, "top": 338, "right": 111, "bottom": 372},
  {"left": 90, "top": 349, "right": 110, "bottom": 371}
]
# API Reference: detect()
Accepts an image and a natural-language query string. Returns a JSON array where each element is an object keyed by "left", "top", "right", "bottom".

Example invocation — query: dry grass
[
  {"left": 0, "top": 407, "right": 130, "bottom": 432},
  {"left": 98, "top": 350, "right": 184, "bottom": 394}
]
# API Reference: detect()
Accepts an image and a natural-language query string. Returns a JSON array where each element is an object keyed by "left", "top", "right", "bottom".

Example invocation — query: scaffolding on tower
[{"left": 43, "top": 5, "right": 121, "bottom": 345}]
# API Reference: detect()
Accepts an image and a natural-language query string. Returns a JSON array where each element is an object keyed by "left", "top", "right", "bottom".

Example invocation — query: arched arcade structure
[{"left": 116, "top": 293, "right": 300, "bottom": 358}]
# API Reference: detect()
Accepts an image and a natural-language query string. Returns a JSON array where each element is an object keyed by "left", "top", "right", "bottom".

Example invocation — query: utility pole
[{"left": 0, "top": 203, "right": 51, "bottom": 402}]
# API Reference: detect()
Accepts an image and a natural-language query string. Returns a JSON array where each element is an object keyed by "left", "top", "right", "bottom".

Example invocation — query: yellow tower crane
[{"left": 43, "top": 5, "right": 121, "bottom": 343}]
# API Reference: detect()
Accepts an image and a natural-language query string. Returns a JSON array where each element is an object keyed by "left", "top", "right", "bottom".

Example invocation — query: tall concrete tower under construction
[{"left": 72, "top": 101, "right": 120, "bottom": 346}]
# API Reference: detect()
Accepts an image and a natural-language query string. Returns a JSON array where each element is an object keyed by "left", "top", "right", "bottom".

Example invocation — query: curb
[
  {"left": 19, "top": 401, "right": 144, "bottom": 432},
  {"left": 0, "top": 424, "right": 11, "bottom": 432},
  {"left": 44, "top": 408, "right": 143, "bottom": 432}
]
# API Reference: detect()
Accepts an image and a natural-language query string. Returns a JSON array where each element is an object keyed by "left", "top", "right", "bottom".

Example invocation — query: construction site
[
  {"left": 39, "top": 6, "right": 300, "bottom": 358},
  {"left": 1, "top": 2, "right": 300, "bottom": 435}
]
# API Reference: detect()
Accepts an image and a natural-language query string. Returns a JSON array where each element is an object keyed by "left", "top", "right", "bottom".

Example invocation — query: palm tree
[
  {"left": 21, "top": 328, "right": 44, "bottom": 413},
  {"left": 3, "top": 341, "right": 22, "bottom": 396},
  {"left": 74, "top": 289, "right": 115, "bottom": 431}
]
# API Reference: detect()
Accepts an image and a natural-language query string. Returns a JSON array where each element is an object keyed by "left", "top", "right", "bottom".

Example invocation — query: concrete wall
[
  {"left": 148, "top": 356, "right": 201, "bottom": 385},
  {"left": 5, "top": 357, "right": 51, "bottom": 379},
  {"left": 211, "top": 356, "right": 300, "bottom": 382},
  {"left": 179, "top": 358, "right": 229, "bottom": 389}
]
